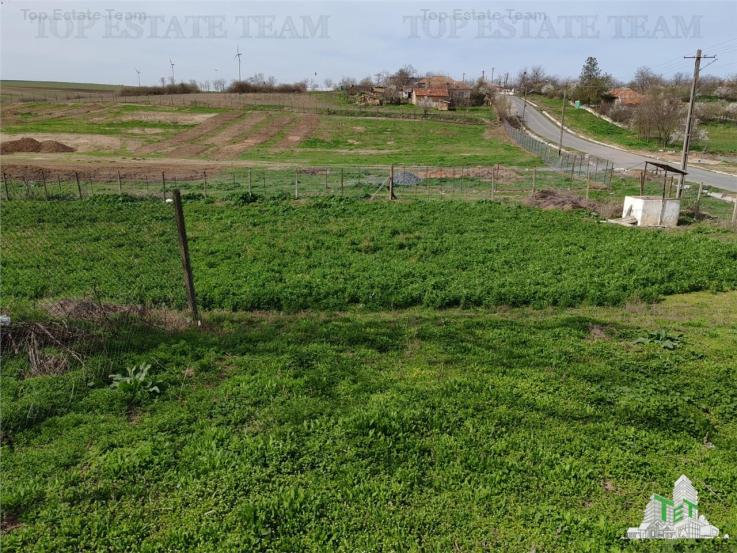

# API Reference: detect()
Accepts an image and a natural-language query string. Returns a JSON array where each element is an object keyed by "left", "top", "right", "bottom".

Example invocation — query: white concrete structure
[{"left": 622, "top": 196, "right": 681, "bottom": 227}]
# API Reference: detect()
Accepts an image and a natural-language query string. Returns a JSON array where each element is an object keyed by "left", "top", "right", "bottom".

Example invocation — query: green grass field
[
  {"left": 2, "top": 84, "right": 737, "bottom": 551},
  {"left": 237, "top": 115, "right": 533, "bottom": 166},
  {"left": 2, "top": 198, "right": 737, "bottom": 551},
  {"left": 4, "top": 199, "right": 737, "bottom": 313}
]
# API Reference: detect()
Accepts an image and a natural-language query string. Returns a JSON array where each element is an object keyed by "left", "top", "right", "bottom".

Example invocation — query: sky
[{"left": 1, "top": 0, "right": 736, "bottom": 87}]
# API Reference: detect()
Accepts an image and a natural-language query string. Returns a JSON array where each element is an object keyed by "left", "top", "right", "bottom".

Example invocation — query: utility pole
[
  {"left": 521, "top": 71, "right": 528, "bottom": 121},
  {"left": 678, "top": 49, "right": 715, "bottom": 196},
  {"left": 558, "top": 85, "right": 568, "bottom": 155},
  {"left": 490, "top": 67, "right": 494, "bottom": 84}
]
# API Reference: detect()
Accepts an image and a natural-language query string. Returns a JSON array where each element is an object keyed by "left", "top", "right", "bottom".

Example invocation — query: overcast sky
[{"left": 1, "top": 1, "right": 735, "bottom": 87}]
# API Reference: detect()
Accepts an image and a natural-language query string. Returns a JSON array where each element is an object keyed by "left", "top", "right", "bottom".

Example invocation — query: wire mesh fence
[
  {"left": 503, "top": 121, "right": 616, "bottom": 185},
  {"left": 3, "top": 160, "right": 735, "bottom": 225},
  {"left": 1, "top": 164, "right": 609, "bottom": 203}
]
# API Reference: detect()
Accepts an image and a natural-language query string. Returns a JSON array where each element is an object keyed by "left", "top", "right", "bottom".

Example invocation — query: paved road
[{"left": 508, "top": 96, "right": 737, "bottom": 193}]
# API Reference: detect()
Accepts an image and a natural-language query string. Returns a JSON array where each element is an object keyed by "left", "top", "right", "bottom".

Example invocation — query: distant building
[
  {"left": 603, "top": 87, "right": 645, "bottom": 107},
  {"left": 411, "top": 87, "right": 450, "bottom": 110},
  {"left": 410, "top": 75, "right": 472, "bottom": 110}
]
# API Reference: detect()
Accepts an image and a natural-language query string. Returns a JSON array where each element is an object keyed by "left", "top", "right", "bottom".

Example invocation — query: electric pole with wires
[{"left": 677, "top": 49, "right": 716, "bottom": 197}]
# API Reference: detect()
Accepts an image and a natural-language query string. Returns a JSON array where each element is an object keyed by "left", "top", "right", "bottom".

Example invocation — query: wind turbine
[
  {"left": 169, "top": 58, "right": 175, "bottom": 81},
  {"left": 135, "top": 68, "right": 141, "bottom": 87},
  {"left": 234, "top": 46, "right": 243, "bottom": 81}
]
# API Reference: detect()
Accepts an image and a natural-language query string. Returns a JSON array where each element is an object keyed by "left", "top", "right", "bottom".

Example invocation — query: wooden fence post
[
  {"left": 248, "top": 168, "right": 252, "bottom": 193},
  {"left": 491, "top": 167, "right": 495, "bottom": 201},
  {"left": 569, "top": 156, "right": 575, "bottom": 182},
  {"left": 57, "top": 175, "right": 62, "bottom": 195},
  {"left": 340, "top": 167, "right": 344, "bottom": 196},
  {"left": 639, "top": 170, "right": 645, "bottom": 195},
  {"left": 172, "top": 189, "right": 200, "bottom": 325},
  {"left": 117, "top": 170, "right": 123, "bottom": 196},
  {"left": 40, "top": 170, "right": 49, "bottom": 200},
  {"left": 732, "top": 199, "right": 737, "bottom": 227},
  {"left": 530, "top": 168, "right": 537, "bottom": 198},
  {"left": 389, "top": 164, "right": 396, "bottom": 200},
  {"left": 2, "top": 172, "right": 10, "bottom": 200},
  {"left": 294, "top": 168, "right": 299, "bottom": 199},
  {"left": 161, "top": 171, "right": 167, "bottom": 200},
  {"left": 203, "top": 170, "right": 208, "bottom": 197},
  {"left": 695, "top": 182, "right": 703, "bottom": 214},
  {"left": 75, "top": 172, "right": 82, "bottom": 199},
  {"left": 325, "top": 168, "right": 329, "bottom": 192}
]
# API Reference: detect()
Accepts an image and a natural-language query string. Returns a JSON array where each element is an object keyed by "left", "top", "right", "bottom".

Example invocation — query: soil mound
[
  {"left": 527, "top": 189, "right": 598, "bottom": 211},
  {"left": 1, "top": 137, "right": 75, "bottom": 154}
]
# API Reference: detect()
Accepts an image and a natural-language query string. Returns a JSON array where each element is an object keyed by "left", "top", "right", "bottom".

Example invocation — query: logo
[{"left": 626, "top": 475, "right": 721, "bottom": 540}]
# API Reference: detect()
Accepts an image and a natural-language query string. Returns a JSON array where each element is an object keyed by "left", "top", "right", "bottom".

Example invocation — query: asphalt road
[{"left": 508, "top": 96, "right": 737, "bottom": 193}]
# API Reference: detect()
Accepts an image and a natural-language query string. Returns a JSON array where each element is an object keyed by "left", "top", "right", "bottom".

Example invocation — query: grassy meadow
[{"left": 2, "top": 84, "right": 737, "bottom": 551}]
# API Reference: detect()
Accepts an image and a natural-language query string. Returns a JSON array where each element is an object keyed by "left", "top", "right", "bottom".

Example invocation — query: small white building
[{"left": 622, "top": 196, "right": 681, "bottom": 227}]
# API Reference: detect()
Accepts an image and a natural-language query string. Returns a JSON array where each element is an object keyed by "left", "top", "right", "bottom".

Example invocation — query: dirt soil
[
  {"left": 272, "top": 114, "right": 320, "bottom": 149},
  {"left": 212, "top": 113, "right": 295, "bottom": 159},
  {"left": 135, "top": 111, "right": 242, "bottom": 155},
  {"left": 527, "top": 189, "right": 597, "bottom": 210},
  {"left": 0, "top": 132, "right": 129, "bottom": 153},
  {"left": 1, "top": 137, "right": 75, "bottom": 154}
]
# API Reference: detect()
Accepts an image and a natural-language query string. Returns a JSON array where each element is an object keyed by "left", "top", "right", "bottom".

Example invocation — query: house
[
  {"left": 411, "top": 87, "right": 450, "bottom": 110},
  {"left": 603, "top": 87, "right": 645, "bottom": 107},
  {"left": 411, "top": 75, "right": 472, "bottom": 109}
]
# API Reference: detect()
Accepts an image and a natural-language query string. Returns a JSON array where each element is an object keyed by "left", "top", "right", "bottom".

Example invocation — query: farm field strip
[{"left": 4, "top": 198, "right": 737, "bottom": 313}]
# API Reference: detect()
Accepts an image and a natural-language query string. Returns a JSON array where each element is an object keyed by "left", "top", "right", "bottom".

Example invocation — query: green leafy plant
[
  {"left": 109, "top": 362, "right": 160, "bottom": 404},
  {"left": 634, "top": 329, "right": 683, "bottom": 350}
]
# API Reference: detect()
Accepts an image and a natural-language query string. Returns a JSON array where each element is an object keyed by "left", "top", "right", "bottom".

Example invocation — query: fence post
[
  {"left": 57, "top": 175, "right": 62, "bottom": 195},
  {"left": 172, "top": 189, "right": 200, "bottom": 325},
  {"left": 2, "top": 172, "right": 10, "bottom": 200},
  {"left": 732, "top": 199, "right": 737, "bottom": 227},
  {"left": 340, "top": 168, "right": 344, "bottom": 196},
  {"left": 162, "top": 171, "right": 167, "bottom": 200},
  {"left": 117, "top": 170, "right": 123, "bottom": 196},
  {"left": 530, "top": 168, "right": 536, "bottom": 197},
  {"left": 73, "top": 172, "right": 83, "bottom": 199},
  {"left": 203, "top": 170, "right": 208, "bottom": 197},
  {"left": 569, "top": 156, "right": 575, "bottom": 183},
  {"left": 389, "top": 164, "right": 396, "bottom": 200},
  {"left": 294, "top": 168, "right": 299, "bottom": 199},
  {"left": 639, "top": 170, "right": 645, "bottom": 195},
  {"left": 695, "top": 182, "right": 703, "bottom": 214},
  {"left": 491, "top": 167, "right": 495, "bottom": 201},
  {"left": 39, "top": 170, "right": 48, "bottom": 200},
  {"left": 325, "top": 168, "right": 329, "bottom": 192}
]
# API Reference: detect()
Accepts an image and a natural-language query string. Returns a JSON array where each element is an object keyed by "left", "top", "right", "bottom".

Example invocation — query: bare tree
[
  {"left": 632, "top": 90, "right": 684, "bottom": 146},
  {"left": 213, "top": 78, "right": 226, "bottom": 92},
  {"left": 630, "top": 66, "right": 664, "bottom": 93}
]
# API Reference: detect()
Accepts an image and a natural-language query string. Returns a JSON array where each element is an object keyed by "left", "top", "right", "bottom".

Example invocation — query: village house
[
  {"left": 602, "top": 87, "right": 645, "bottom": 107},
  {"left": 410, "top": 75, "right": 473, "bottom": 110},
  {"left": 411, "top": 87, "right": 451, "bottom": 110}
]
